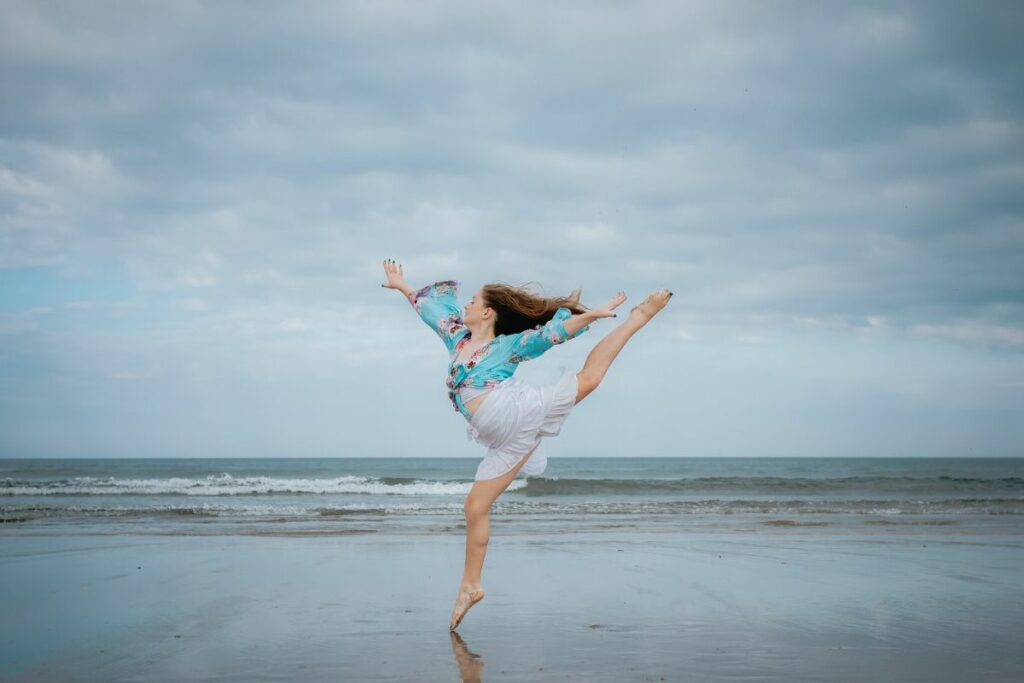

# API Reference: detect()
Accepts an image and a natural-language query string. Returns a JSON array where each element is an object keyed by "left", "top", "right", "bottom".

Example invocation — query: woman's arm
[
  {"left": 563, "top": 311, "right": 601, "bottom": 337},
  {"left": 510, "top": 307, "right": 591, "bottom": 362},
  {"left": 564, "top": 291, "right": 625, "bottom": 335},
  {"left": 510, "top": 291, "right": 626, "bottom": 363},
  {"left": 383, "top": 260, "right": 466, "bottom": 351}
]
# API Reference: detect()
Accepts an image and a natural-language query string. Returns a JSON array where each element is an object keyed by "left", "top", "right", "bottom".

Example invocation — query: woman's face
[{"left": 464, "top": 288, "right": 492, "bottom": 326}]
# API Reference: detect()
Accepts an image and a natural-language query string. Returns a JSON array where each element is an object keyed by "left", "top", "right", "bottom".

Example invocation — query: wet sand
[{"left": 2, "top": 531, "right": 1022, "bottom": 682}]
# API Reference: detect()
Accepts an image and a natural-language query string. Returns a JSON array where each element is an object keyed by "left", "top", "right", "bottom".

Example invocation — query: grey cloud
[{"left": 1, "top": 0, "right": 1022, "bottom": 457}]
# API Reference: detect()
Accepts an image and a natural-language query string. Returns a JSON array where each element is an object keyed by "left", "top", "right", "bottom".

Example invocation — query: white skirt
[{"left": 465, "top": 366, "right": 580, "bottom": 481}]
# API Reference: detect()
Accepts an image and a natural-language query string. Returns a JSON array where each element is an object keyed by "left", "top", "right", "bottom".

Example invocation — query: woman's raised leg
[
  {"left": 575, "top": 289, "right": 672, "bottom": 404},
  {"left": 450, "top": 445, "right": 538, "bottom": 631}
]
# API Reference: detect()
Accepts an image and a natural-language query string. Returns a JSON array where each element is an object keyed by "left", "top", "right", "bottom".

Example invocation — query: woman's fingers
[
  {"left": 588, "top": 292, "right": 626, "bottom": 319},
  {"left": 606, "top": 291, "right": 627, "bottom": 310},
  {"left": 381, "top": 259, "right": 405, "bottom": 288}
]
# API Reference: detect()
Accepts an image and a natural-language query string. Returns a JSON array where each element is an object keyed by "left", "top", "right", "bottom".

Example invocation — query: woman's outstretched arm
[
  {"left": 563, "top": 291, "right": 625, "bottom": 335},
  {"left": 382, "top": 259, "right": 467, "bottom": 351},
  {"left": 511, "top": 291, "right": 626, "bottom": 363},
  {"left": 562, "top": 310, "right": 601, "bottom": 337}
]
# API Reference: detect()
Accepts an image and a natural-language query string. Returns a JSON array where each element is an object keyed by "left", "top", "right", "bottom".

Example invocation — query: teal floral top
[{"left": 407, "top": 280, "right": 591, "bottom": 421}]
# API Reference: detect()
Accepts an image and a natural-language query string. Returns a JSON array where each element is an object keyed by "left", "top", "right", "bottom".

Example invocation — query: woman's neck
[{"left": 465, "top": 321, "right": 496, "bottom": 344}]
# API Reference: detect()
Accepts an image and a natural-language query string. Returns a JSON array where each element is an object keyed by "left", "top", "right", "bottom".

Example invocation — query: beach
[
  {"left": 2, "top": 0, "right": 1020, "bottom": 679},
  {"left": 2, "top": 456, "right": 1023, "bottom": 681},
  {"left": 2, "top": 529, "right": 1023, "bottom": 682}
]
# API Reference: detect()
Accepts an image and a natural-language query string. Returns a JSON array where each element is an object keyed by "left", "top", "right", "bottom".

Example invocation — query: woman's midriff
[{"left": 462, "top": 392, "right": 489, "bottom": 417}]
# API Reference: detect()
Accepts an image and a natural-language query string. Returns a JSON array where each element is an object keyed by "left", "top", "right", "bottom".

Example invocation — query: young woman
[{"left": 381, "top": 259, "right": 672, "bottom": 630}]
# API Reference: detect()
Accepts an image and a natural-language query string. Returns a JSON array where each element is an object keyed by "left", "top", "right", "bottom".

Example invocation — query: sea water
[{"left": 2, "top": 457, "right": 1022, "bottom": 537}]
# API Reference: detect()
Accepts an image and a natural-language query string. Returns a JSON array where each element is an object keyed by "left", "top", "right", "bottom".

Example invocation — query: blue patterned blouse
[{"left": 407, "top": 280, "right": 591, "bottom": 420}]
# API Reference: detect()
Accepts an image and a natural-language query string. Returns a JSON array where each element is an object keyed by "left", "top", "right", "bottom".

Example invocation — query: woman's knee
[{"left": 463, "top": 495, "right": 491, "bottom": 520}]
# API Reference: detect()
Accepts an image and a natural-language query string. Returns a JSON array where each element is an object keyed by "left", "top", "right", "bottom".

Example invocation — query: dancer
[{"left": 381, "top": 259, "right": 672, "bottom": 630}]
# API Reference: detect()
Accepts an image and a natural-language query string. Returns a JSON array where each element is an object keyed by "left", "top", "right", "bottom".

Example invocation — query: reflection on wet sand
[{"left": 450, "top": 631, "right": 485, "bottom": 682}]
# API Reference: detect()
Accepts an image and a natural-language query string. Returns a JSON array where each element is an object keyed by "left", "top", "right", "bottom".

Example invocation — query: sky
[{"left": 0, "top": 0, "right": 1021, "bottom": 458}]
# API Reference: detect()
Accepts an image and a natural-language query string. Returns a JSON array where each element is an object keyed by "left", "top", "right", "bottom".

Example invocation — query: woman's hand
[
  {"left": 381, "top": 259, "right": 407, "bottom": 290},
  {"left": 587, "top": 291, "right": 627, "bottom": 319}
]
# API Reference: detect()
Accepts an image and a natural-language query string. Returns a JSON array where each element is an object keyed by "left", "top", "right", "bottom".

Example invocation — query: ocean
[{"left": 3, "top": 457, "right": 1021, "bottom": 538}]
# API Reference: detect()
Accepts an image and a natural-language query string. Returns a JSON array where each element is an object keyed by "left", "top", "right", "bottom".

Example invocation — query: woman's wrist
[{"left": 562, "top": 311, "right": 595, "bottom": 337}]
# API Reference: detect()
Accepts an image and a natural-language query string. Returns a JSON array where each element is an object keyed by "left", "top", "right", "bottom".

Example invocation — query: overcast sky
[{"left": 1, "top": 0, "right": 1021, "bottom": 458}]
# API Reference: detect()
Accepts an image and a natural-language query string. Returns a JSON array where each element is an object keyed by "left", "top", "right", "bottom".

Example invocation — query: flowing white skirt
[{"left": 465, "top": 366, "right": 580, "bottom": 481}]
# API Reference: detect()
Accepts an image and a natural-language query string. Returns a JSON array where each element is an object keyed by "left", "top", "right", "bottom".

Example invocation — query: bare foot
[
  {"left": 449, "top": 586, "right": 485, "bottom": 631},
  {"left": 628, "top": 289, "right": 673, "bottom": 325}
]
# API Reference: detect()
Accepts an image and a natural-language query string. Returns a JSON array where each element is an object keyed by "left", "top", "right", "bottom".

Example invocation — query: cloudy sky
[{"left": 1, "top": 0, "right": 1021, "bottom": 459}]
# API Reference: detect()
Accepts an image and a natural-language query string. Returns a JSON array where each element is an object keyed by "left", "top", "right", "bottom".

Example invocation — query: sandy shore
[{"left": 2, "top": 531, "right": 1022, "bottom": 682}]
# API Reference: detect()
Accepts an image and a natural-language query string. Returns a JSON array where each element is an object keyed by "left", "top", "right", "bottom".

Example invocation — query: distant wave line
[
  {"left": 3, "top": 497, "right": 1021, "bottom": 523},
  {"left": 2, "top": 474, "right": 1020, "bottom": 497}
]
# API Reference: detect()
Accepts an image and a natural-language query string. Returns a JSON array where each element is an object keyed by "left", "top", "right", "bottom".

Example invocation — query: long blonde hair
[{"left": 482, "top": 281, "right": 588, "bottom": 336}]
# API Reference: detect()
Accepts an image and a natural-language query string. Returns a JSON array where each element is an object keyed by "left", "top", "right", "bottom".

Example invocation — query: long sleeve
[
  {"left": 509, "top": 306, "right": 590, "bottom": 363},
  {"left": 407, "top": 280, "right": 467, "bottom": 352}
]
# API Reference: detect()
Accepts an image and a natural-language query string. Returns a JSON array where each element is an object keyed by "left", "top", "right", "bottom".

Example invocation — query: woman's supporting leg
[
  {"left": 451, "top": 444, "right": 538, "bottom": 630},
  {"left": 576, "top": 289, "right": 672, "bottom": 404}
]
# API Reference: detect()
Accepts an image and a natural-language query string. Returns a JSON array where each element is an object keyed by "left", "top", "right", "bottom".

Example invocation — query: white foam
[{"left": 0, "top": 474, "right": 528, "bottom": 497}]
